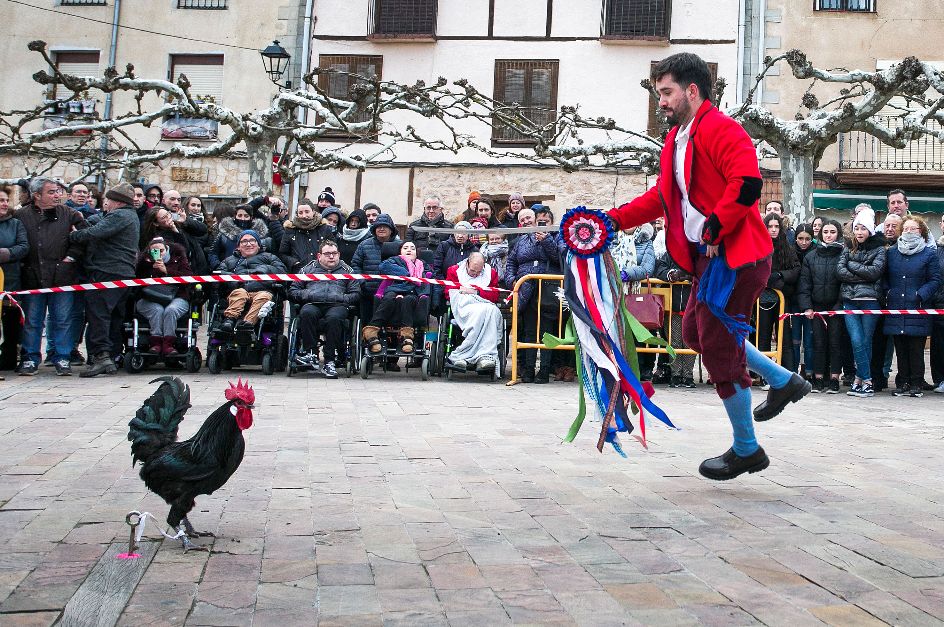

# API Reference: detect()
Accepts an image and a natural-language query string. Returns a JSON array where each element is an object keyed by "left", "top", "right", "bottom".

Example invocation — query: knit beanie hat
[
  {"left": 467, "top": 191, "right": 481, "bottom": 205},
  {"left": 454, "top": 220, "right": 472, "bottom": 230},
  {"left": 508, "top": 192, "right": 525, "bottom": 206},
  {"left": 237, "top": 229, "right": 262, "bottom": 245},
  {"left": 317, "top": 187, "right": 336, "bottom": 205},
  {"left": 852, "top": 208, "right": 876, "bottom": 235},
  {"left": 105, "top": 182, "right": 135, "bottom": 206}
]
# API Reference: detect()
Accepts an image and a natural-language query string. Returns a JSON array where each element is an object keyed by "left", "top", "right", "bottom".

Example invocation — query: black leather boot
[{"left": 753, "top": 373, "right": 812, "bottom": 421}]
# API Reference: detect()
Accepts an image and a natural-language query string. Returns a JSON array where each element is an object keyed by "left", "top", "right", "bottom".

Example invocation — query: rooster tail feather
[{"left": 128, "top": 376, "right": 192, "bottom": 465}]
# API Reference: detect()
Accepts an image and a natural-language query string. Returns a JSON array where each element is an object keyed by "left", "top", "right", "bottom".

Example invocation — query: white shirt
[{"left": 673, "top": 118, "right": 705, "bottom": 244}]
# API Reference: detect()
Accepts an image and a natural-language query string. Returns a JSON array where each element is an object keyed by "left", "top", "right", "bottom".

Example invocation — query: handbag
[
  {"left": 538, "top": 278, "right": 563, "bottom": 316},
  {"left": 140, "top": 286, "right": 175, "bottom": 306},
  {"left": 625, "top": 278, "right": 665, "bottom": 330}
]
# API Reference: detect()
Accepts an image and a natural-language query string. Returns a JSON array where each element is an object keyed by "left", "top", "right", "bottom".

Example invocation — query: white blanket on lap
[{"left": 447, "top": 261, "right": 502, "bottom": 366}]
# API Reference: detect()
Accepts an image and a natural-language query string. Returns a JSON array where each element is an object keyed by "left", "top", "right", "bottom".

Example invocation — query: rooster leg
[
  {"left": 182, "top": 516, "right": 215, "bottom": 538},
  {"left": 178, "top": 524, "right": 209, "bottom": 552}
]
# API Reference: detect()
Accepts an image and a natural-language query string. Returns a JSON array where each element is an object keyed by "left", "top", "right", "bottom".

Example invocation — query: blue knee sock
[
  {"left": 722, "top": 383, "right": 758, "bottom": 457},
  {"left": 745, "top": 341, "right": 792, "bottom": 389}
]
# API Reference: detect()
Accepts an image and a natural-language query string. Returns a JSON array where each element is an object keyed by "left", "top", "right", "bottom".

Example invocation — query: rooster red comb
[{"left": 225, "top": 378, "right": 255, "bottom": 405}]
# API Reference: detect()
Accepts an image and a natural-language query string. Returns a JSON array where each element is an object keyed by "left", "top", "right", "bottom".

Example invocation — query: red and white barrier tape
[
  {"left": 1, "top": 272, "right": 512, "bottom": 297},
  {"left": 779, "top": 308, "right": 944, "bottom": 320}
]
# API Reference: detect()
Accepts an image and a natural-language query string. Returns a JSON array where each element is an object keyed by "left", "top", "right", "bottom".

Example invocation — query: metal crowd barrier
[{"left": 506, "top": 274, "right": 785, "bottom": 385}]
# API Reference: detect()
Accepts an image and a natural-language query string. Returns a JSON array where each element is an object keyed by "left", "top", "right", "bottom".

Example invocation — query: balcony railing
[
  {"left": 600, "top": 0, "right": 671, "bottom": 40},
  {"left": 42, "top": 99, "right": 99, "bottom": 133},
  {"left": 839, "top": 115, "right": 944, "bottom": 171},
  {"left": 368, "top": 0, "right": 437, "bottom": 40},
  {"left": 177, "top": 0, "right": 227, "bottom": 8},
  {"left": 60, "top": 0, "right": 108, "bottom": 5}
]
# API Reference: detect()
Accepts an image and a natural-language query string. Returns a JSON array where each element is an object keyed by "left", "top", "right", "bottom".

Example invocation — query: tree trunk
[
  {"left": 245, "top": 138, "right": 274, "bottom": 198},
  {"left": 776, "top": 148, "right": 815, "bottom": 224}
]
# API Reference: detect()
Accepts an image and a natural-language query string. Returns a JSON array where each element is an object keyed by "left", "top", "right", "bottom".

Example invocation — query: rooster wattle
[{"left": 128, "top": 376, "right": 254, "bottom": 551}]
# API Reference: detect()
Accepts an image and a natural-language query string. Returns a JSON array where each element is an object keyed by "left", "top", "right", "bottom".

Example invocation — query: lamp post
[{"left": 260, "top": 40, "right": 292, "bottom": 90}]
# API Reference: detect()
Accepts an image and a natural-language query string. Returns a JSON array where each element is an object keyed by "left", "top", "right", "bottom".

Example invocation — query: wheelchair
[
  {"left": 205, "top": 282, "right": 289, "bottom": 376},
  {"left": 286, "top": 301, "right": 359, "bottom": 377},
  {"left": 434, "top": 300, "right": 508, "bottom": 382},
  {"left": 122, "top": 287, "right": 205, "bottom": 374},
  {"left": 358, "top": 321, "right": 436, "bottom": 381}
]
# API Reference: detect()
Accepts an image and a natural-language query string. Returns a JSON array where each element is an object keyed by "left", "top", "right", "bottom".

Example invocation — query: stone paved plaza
[{"left": 1, "top": 370, "right": 943, "bottom": 626}]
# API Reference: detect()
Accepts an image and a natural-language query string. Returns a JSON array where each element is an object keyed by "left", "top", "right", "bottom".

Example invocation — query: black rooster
[{"left": 128, "top": 376, "right": 255, "bottom": 550}]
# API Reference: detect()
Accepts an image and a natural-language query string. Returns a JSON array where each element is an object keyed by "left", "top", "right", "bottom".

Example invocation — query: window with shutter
[
  {"left": 814, "top": 0, "right": 874, "bottom": 12},
  {"left": 162, "top": 54, "right": 223, "bottom": 140},
  {"left": 177, "top": 0, "right": 228, "bottom": 8},
  {"left": 60, "top": 0, "right": 108, "bottom": 5},
  {"left": 316, "top": 55, "right": 383, "bottom": 139},
  {"left": 646, "top": 61, "right": 717, "bottom": 139},
  {"left": 602, "top": 0, "right": 671, "bottom": 40},
  {"left": 370, "top": 0, "right": 437, "bottom": 38},
  {"left": 492, "top": 60, "right": 559, "bottom": 146},
  {"left": 45, "top": 51, "right": 101, "bottom": 130}
]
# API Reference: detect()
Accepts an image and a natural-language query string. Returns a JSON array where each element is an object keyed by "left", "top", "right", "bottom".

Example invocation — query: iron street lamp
[{"left": 260, "top": 40, "right": 292, "bottom": 90}]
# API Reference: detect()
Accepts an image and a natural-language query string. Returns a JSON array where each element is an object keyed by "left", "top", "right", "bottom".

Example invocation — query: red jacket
[
  {"left": 609, "top": 100, "right": 770, "bottom": 272},
  {"left": 445, "top": 263, "right": 500, "bottom": 303}
]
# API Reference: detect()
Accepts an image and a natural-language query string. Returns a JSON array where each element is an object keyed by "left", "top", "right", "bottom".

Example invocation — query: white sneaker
[
  {"left": 477, "top": 356, "right": 496, "bottom": 373},
  {"left": 449, "top": 357, "right": 467, "bottom": 370},
  {"left": 934, "top": 382, "right": 944, "bottom": 394}
]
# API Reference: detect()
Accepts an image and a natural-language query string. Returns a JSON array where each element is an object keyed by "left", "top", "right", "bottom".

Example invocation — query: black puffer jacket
[
  {"left": 351, "top": 214, "right": 400, "bottom": 294},
  {"left": 289, "top": 259, "right": 360, "bottom": 305},
  {"left": 278, "top": 216, "right": 335, "bottom": 272},
  {"left": 432, "top": 236, "right": 478, "bottom": 279},
  {"left": 406, "top": 213, "right": 453, "bottom": 252},
  {"left": 797, "top": 242, "right": 843, "bottom": 311},
  {"left": 836, "top": 234, "right": 887, "bottom": 302},
  {"left": 216, "top": 251, "right": 286, "bottom": 292}
]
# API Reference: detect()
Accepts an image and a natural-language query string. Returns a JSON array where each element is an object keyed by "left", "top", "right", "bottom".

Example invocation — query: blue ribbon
[{"left": 695, "top": 247, "right": 753, "bottom": 348}]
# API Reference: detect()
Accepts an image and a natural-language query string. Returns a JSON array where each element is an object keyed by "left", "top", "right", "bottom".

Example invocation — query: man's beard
[{"left": 663, "top": 101, "right": 691, "bottom": 127}]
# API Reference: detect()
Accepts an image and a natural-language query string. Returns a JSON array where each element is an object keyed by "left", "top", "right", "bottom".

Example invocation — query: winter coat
[
  {"left": 278, "top": 218, "right": 335, "bottom": 272},
  {"left": 351, "top": 214, "right": 400, "bottom": 294},
  {"left": 432, "top": 236, "right": 479, "bottom": 279},
  {"left": 248, "top": 195, "right": 286, "bottom": 252},
  {"left": 135, "top": 243, "right": 192, "bottom": 301},
  {"left": 147, "top": 219, "right": 211, "bottom": 275},
  {"left": 210, "top": 217, "right": 270, "bottom": 268},
  {"left": 763, "top": 249, "right": 800, "bottom": 308},
  {"left": 378, "top": 255, "right": 431, "bottom": 298},
  {"left": 338, "top": 209, "right": 370, "bottom": 265},
  {"left": 503, "top": 233, "right": 562, "bottom": 310},
  {"left": 69, "top": 205, "right": 140, "bottom": 280},
  {"left": 15, "top": 204, "right": 87, "bottom": 289},
  {"left": 289, "top": 259, "right": 360, "bottom": 306},
  {"left": 836, "top": 234, "right": 887, "bottom": 302},
  {"left": 883, "top": 245, "right": 941, "bottom": 336},
  {"left": 216, "top": 250, "right": 286, "bottom": 293},
  {"left": 609, "top": 100, "right": 769, "bottom": 273},
  {"left": 933, "top": 237, "right": 944, "bottom": 307},
  {"left": 0, "top": 214, "right": 29, "bottom": 291},
  {"left": 797, "top": 242, "right": 843, "bottom": 311},
  {"left": 406, "top": 213, "right": 453, "bottom": 252},
  {"left": 613, "top": 226, "right": 656, "bottom": 283}
]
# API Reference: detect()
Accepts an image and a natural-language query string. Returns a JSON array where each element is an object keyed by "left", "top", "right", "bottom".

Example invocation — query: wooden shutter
[
  {"left": 604, "top": 0, "right": 671, "bottom": 39},
  {"left": 647, "top": 61, "right": 718, "bottom": 138},
  {"left": 316, "top": 55, "right": 384, "bottom": 138},
  {"left": 53, "top": 51, "right": 100, "bottom": 98},
  {"left": 492, "top": 60, "right": 559, "bottom": 145},
  {"left": 374, "top": 0, "right": 437, "bottom": 35},
  {"left": 170, "top": 54, "right": 224, "bottom": 103}
]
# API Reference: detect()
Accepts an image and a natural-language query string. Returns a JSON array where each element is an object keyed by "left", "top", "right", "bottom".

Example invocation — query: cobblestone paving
[{"left": 1, "top": 370, "right": 943, "bottom": 625}]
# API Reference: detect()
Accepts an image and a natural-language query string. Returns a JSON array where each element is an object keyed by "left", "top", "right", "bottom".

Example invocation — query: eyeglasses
[
  {"left": 321, "top": 250, "right": 339, "bottom": 256},
  {"left": 238, "top": 240, "right": 258, "bottom": 246}
]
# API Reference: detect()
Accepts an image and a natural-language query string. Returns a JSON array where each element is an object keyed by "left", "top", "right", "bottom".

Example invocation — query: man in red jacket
[{"left": 609, "top": 53, "right": 810, "bottom": 480}]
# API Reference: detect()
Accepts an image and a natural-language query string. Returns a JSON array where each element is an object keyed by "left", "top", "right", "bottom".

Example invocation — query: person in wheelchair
[
  {"left": 362, "top": 241, "right": 430, "bottom": 355},
  {"left": 216, "top": 230, "right": 287, "bottom": 334},
  {"left": 444, "top": 252, "right": 502, "bottom": 373},
  {"left": 135, "top": 237, "right": 193, "bottom": 357},
  {"left": 288, "top": 241, "right": 360, "bottom": 379}
]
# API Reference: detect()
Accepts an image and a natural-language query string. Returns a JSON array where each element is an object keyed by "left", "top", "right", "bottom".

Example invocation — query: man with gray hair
[
  {"left": 407, "top": 195, "right": 453, "bottom": 252},
  {"left": 15, "top": 177, "right": 88, "bottom": 376}
]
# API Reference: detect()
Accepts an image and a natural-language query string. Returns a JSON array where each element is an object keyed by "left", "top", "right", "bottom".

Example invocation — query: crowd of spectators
[{"left": 2, "top": 179, "right": 943, "bottom": 396}]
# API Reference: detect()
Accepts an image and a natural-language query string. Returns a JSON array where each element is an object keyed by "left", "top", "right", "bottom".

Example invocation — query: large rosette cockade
[{"left": 546, "top": 207, "right": 677, "bottom": 455}]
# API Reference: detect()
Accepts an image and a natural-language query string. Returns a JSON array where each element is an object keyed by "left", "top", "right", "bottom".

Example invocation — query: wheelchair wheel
[
  {"left": 359, "top": 355, "right": 371, "bottom": 379},
  {"left": 276, "top": 334, "right": 289, "bottom": 372},
  {"left": 421, "top": 357, "right": 429, "bottom": 381},
  {"left": 185, "top": 349, "right": 202, "bottom": 373},
  {"left": 207, "top": 348, "right": 223, "bottom": 374},
  {"left": 125, "top": 353, "right": 146, "bottom": 374},
  {"left": 262, "top": 352, "right": 275, "bottom": 376}
]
